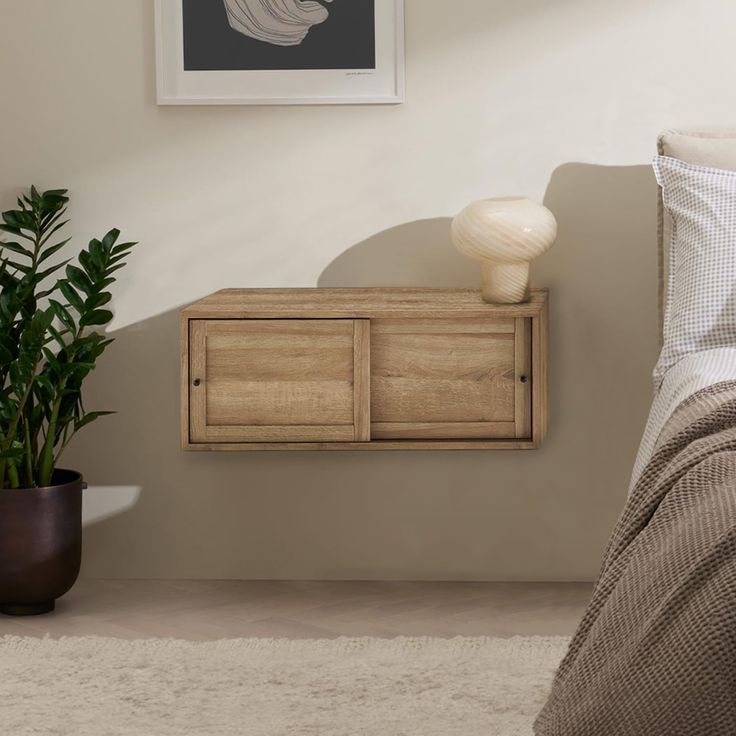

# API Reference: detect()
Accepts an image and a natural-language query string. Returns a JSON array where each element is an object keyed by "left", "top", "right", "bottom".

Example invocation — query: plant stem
[
  {"left": 38, "top": 393, "right": 63, "bottom": 487},
  {"left": 0, "top": 371, "right": 38, "bottom": 485},
  {"left": 53, "top": 424, "right": 73, "bottom": 468},
  {"left": 23, "top": 418, "right": 33, "bottom": 488}
]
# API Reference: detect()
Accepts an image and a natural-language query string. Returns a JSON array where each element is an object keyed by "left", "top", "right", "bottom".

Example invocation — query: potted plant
[{"left": 0, "top": 187, "right": 137, "bottom": 615}]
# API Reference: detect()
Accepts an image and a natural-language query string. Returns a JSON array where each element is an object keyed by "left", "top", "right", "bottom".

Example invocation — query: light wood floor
[{"left": 0, "top": 580, "right": 591, "bottom": 640}]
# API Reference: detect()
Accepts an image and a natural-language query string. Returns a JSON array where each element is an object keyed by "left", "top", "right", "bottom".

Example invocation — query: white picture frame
[{"left": 155, "top": 0, "right": 405, "bottom": 106}]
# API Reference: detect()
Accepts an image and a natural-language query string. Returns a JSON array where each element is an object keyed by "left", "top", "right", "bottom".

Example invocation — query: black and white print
[
  {"left": 156, "top": 0, "right": 403, "bottom": 105},
  {"left": 183, "top": 0, "right": 376, "bottom": 71}
]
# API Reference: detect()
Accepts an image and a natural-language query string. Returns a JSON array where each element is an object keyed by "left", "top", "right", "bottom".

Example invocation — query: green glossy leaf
[
  {"left": 42, "top": 347, "right": 61, "bottom": 371},
  {"left": 78, "top": 250, "right": 99, "bottom": 280},
  {"left": 49, "top": 299, "right": 76, "bottom": 331},
  {"left": 38, "top": 237, "right": 71, "bottom": 263},
  {"left": 5, "top": 260, "right": 31, "bottom": 274},
  {"left": 105, "top": 263, "right": 127, "bottom": 277},
  {"left": 36, "top": 259, "right": 71, "bottom": 282},
  {"left": 84, "top": 292, "right": 111, "bottom": 310},
  {"left": 58, "top": 280, "right": 84, "bottom": 313},
  {"left": 65, "top": 265, "right": 93, "bottom": 295},
  {"left": 111, "top": 241, "right": 137, "bottom": 256},
  {"left": 2, "top": 210, "right": 34, "bottom": 231},
  {"left": 46, "top": 323, "right": 70, "bottom": 350},
  {"left": 0, "top": 241, "right": 32, "bottom": 257},
  {"left": 0, "top": 225, "right": 34, "bottom": 242},
  {"left": 38, "top": 218, "right": 68, "bottom": 243},
  {"left": 34, "top": 374, "right": 55, "bottom": 395},
  {"left": 79, "top": 309, "right": 113, "bottom": 327},
  {"left": 101, "top": 229, "right": 120, "bottom": 250},
  {"left": 75, "top": 410, "right": 114, "bottom": 432}
]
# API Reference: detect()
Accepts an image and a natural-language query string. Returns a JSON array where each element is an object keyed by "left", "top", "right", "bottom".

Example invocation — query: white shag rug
[{"left": 0, "top": 635, "right": 568, "bottom": 736}]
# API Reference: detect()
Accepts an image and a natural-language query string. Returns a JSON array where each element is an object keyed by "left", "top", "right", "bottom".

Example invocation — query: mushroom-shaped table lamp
[{"left": 451, "top": 197, "right": 557, "bottom": 304}]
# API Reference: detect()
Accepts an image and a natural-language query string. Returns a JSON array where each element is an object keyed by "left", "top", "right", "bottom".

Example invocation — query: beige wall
[{"left": 1, "top": 0, "right": 735, "bottom": 580}]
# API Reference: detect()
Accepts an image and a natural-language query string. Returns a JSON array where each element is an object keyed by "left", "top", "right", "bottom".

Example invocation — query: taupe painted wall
[{"left": 1, "top": 0, "right": 733, "bottom": 580}]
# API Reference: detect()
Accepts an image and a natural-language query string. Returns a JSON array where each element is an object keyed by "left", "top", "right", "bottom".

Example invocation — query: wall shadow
[
  {"left": 537, "top": 163, "right": 659, "bottom": 503},
  {"left": 318, "top": 218, "right": 476, "bottom": 288},
  {"left": 69, "top": 162, "right": 662, "bottom": 581},
  {"left": 310, "top": 162, "right": 661, "bottom": 576}
]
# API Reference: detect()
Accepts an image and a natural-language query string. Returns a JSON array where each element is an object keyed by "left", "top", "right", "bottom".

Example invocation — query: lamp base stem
[{"left": 480, "top": 262, "right": 530, "bottom": 304}]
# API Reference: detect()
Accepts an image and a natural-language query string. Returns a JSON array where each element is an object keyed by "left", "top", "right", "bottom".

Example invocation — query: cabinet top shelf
[{"left": 182, "top": 287, "right": 548, "bottom": 320}]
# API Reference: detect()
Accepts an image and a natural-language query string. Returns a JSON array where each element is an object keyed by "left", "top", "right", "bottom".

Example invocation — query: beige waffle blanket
[{"left": 536, "top": 381, "right": 736, "bottom": 735}]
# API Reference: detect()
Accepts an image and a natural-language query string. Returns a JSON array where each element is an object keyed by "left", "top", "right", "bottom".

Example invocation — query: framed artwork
[{"left": 155, "top": 0, "right": 405, "bottom": 105}]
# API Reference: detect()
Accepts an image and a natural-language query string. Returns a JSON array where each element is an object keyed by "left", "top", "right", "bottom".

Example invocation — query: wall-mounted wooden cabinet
[{"left": 181, "top": 288, "right": 548, "bottom": 451}]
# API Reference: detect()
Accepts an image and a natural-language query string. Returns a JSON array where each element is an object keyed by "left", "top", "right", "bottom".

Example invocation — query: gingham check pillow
[{"left": 653, "top": 155, "right": 736, "bottom": 387}]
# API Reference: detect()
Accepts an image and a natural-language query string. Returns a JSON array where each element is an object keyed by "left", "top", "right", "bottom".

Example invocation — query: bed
[{"left": 535, "top": 131, "right": 736, "bottom": 735}]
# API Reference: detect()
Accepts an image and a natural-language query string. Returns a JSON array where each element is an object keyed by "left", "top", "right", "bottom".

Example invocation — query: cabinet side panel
[
  {"left": 531, "top": 301, "right": 549, "bottom": 446},
  {"left": 180, "top": 315, "right": 191, "bottom": 448}
]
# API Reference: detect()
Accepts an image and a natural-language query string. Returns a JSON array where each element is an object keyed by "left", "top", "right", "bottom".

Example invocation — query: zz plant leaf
[{"left": 0, "top": 186, "right": 138, "bottom": 488}]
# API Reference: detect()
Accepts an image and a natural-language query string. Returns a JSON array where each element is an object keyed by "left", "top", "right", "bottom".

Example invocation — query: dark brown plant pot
[{"left": 0, "top": 469, "right": 84, "bottom": 616}]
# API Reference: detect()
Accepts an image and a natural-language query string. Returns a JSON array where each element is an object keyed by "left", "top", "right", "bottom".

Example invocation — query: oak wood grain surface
[
  {"left": 190, "top": 319, "right": 362, "bottom": 443},
  {"left": 182, "top": 289, "right": 548, "bottom": 450},
  {"left": 182, "top": 288, "right": 548, "bottom": 320},
  {"left": 370, "top": 319, "right": 516, "bottom": 436}
]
